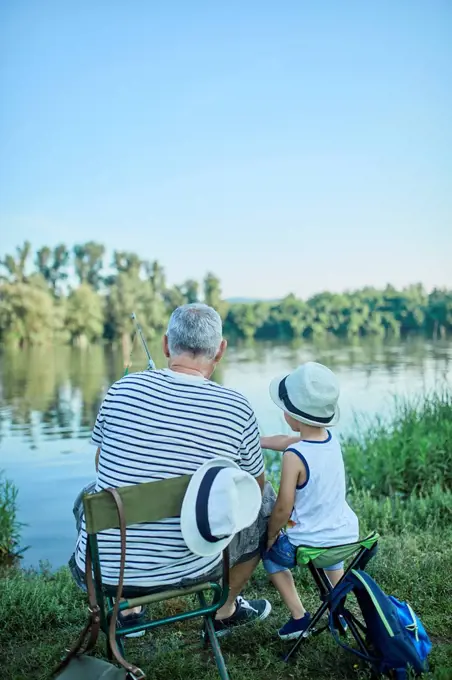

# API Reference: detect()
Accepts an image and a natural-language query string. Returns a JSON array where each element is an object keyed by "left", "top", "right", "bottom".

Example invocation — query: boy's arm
[
  {"left": 267, "top": 451, "right": 306, "bottom": 548},
  {"left": 260, "top": 434, "right": 301, "bottom": 452}
]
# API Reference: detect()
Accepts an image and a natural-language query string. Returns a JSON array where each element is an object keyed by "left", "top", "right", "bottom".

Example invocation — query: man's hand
[{"left": 266, "top": 532, "right": 279, "bottom": 552}]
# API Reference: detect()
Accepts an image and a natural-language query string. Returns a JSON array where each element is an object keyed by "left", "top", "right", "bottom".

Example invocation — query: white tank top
[{"left": 285, "top": 431, "right": 359, "bottom": 547}]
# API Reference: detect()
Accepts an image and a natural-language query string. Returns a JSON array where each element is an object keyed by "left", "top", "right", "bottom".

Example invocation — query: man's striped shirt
[{"left": 75, "top": 368, "right": 264, "bottom": 587}]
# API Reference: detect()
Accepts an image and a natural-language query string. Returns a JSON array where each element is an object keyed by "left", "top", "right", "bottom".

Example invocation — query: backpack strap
[
  {"left": 328, "top": 573, "right": 380, "bottom": 665},
  {"left": 328, "top": 610, "right": 379, "bottom": 663}
]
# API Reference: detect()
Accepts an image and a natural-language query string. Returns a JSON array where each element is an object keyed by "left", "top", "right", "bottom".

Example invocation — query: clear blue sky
[{"left": 1, "top": 1, "right": 451, "bottom": 298}]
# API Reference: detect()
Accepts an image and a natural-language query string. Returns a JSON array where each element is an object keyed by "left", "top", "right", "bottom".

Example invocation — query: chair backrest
[{"left": 83, "top": 475, "right": 191, "bottom": 534}]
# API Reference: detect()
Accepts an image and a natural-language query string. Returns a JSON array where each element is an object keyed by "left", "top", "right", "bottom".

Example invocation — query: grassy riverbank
[{"left": 2, "top": 393, "right": 452, "bottom": 679}]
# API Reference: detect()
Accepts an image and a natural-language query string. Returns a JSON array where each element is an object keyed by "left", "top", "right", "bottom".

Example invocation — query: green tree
[
  {"left": 426, "top": 289, "right": 452, "bottom": 338},
  {"left": 0, "top": 282, "right": 63, "bottom": 347},
  {"left": 225, "top": 302, "right": 270, "bottom": 339},
  {"left": 1, "top": 240, "right": 451, "bottom": 346},
  {"left": 164, "top": 286, "right": 186, "bottom": 311},
  {"left": 65, "top": 283, "right": 104, "bottom": 345},
  {"left": 0, "top": 241, "right": 32, "bottom": 283},
  {"left": 35, "top": 244, "right": 69, "bottom": 295},
  {"left": 181, "top": 279, "right": 199, "bottom": 304},
  {"left": 73, "top": 242, "right": 105, "bottom": 289},
  {"left": 146, "top": 260, "right": 166, "bottom": 293},
  {"left": 105, "top": 254, "right": 167, "bottom": 356},
  {"left": 113, "top": 251, "right": 142, "bottom": 276},
  {"left": 204, "top": 272, "right": 227, "bottom": 318}
]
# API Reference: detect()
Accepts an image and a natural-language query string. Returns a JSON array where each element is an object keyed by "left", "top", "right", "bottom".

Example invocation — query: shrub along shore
[
  {"left": 1, "top": 241, "right": 451, "bottom": 348},
  {"left": 1, "top": 393, "right": 451, "bottom": 679}
]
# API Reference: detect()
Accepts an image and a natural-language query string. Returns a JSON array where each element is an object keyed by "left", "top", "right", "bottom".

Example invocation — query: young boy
[{"left": 260, "top": 361, "right": 359, "bottom": 640}]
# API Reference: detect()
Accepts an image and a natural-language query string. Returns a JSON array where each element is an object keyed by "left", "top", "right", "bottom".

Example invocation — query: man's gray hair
[{"left": 166, "top": 303, "right": 223, "bottom": 359}]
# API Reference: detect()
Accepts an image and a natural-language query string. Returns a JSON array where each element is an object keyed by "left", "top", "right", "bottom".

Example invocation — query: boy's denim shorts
[{"left": 263, "top": 532, "right": 343, "bottom": 574}]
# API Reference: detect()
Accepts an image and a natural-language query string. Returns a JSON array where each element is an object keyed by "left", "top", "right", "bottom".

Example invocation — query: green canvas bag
[
  {"left": 54, "top": 656, "right": 135, "bottom": 680},
  {"left": 53, "top": 488, "right": 145, "bottom": 680}
]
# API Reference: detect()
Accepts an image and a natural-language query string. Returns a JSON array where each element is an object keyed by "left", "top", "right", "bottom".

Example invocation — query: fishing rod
[
  {"left": 124, "top": 313, "right": 156, "bottom": 375},
  {"left": 131, "top": 312, "right": 156, "bottom": 370}
]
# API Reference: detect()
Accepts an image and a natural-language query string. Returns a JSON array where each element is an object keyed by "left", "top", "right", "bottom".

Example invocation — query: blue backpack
[{"left": 329, "top": 569, "right": 432, "bottom": 679}]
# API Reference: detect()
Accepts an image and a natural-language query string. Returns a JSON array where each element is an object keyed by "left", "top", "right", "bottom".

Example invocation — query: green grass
[
  {"left": 342, "top": 391, "right": 452, "bottom": 496},
  {"left": 2, "top": 392, "right": 452, "bottom": 679},
  {"left": 2, "top": 518, "right": 451, "bottom": 679}
]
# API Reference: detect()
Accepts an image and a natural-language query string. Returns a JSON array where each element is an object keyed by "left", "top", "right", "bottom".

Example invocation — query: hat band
[
  {"left": 195, "top": 466, "right": 229, "bottom": 544},
  {"left": 278, "top": 377, "right": 335, "bottom": 424}
]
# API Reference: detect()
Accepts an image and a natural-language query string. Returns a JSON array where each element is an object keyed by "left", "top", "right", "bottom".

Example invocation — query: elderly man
[{"left": 71, "top": 303, "right": 275, "bottom": 636}]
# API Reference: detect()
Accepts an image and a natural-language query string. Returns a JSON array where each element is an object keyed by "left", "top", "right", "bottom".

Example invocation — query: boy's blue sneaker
[{"left": 278, "top": 612, "right": 311, "bottom": 640}]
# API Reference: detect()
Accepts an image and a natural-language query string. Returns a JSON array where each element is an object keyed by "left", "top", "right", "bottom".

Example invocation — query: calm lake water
[{"left": 1, "top": 338, "right": 451, "bottom": 569}]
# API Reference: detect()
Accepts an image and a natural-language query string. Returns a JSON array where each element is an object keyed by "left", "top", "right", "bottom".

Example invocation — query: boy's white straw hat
[{"left": 269, "top": 361, "right": 340, "bottom": 427}]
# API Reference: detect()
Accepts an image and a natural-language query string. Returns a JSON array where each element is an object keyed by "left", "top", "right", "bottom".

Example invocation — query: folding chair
[
  {"left": 82, "top": 475, "right": 231, "bottom": 680},
  {"left": 283, "top": 531, "right": 380, "bottom": 663}
]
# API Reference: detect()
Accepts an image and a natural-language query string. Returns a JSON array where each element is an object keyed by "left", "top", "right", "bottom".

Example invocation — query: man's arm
[
  {"left": 91, "top": 384, "right": 117, "bottom": 471},
  {"left": 255, "top": 472, "right": 265, "bottom": 493},
  {"left": 239, "top": 411, "right": 266, "bottom": 493},
  {"left": 261, "top": 434, "right": 301, "bottom": 452},
  {"left": 267, "top": 451, "right": 305, "bottom": 548}
]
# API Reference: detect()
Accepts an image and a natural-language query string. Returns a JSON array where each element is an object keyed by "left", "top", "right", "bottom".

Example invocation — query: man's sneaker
[
  {"left": 212, "top": 596, "right": 272, "bottom": 637},
  {"left": 278, "top": 612, "right": 311, "bottom": 640},
  {"left": 117, "top": 608, "right": 146, "bottom": 638}
]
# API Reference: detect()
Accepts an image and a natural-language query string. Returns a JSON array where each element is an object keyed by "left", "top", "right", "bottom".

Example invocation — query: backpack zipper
[{"left": 405, "top": 602, "right": 419, "bottom": 642}]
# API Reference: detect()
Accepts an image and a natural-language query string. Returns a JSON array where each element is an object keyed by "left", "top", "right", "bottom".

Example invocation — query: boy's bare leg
[
  {"left": 270, "top": 569, "right": 306, "bottom": 619},
  {"left": 324, "top": 567, "right": 344, "bottom": 587}
]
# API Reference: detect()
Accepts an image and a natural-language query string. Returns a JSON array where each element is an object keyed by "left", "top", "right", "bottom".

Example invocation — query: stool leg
[{"left": 284, "top": 599, "right": 330, "bottom": 662}]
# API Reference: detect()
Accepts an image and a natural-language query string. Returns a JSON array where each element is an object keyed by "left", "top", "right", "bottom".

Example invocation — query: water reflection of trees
[
  {"left": 0, "top": 339, "right": 450, "bottom": 446},
  {"left": 0, "top": 347, "right": 110, "bottom": 443},
  {"left": 258, "top": 336, "right": 451, "bottom": 377},
  {"left": 0, "top": 342, "right": 225, "bottom": 445}
]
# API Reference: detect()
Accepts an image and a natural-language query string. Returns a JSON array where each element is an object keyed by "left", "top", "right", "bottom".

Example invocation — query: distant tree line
[{"left": 0, "top": 241, "right": 451, "bottom": 348}]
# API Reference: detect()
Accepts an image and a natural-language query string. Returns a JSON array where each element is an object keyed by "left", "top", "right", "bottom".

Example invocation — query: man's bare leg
[
  {"left": 120, "top": 602, "right": 143, "bottom": 616},
  {"left": 215, "top": 554, "right": 260, "bottom": 619}
]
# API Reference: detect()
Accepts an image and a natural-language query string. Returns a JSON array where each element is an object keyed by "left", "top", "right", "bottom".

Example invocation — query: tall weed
[
  {"left": 342, "top": 391, "right": 452, "bottom": 496},
  {"left": 349, "top": 484, "right": 452, "bottom": 534},
  {"left": 0, "top": 471, "right": 26, "bottom": 565}
]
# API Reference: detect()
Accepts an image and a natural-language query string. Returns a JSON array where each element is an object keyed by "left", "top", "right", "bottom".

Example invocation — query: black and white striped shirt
[{"left": 75, "top": 369, "right": 264, "bottom": 586}]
